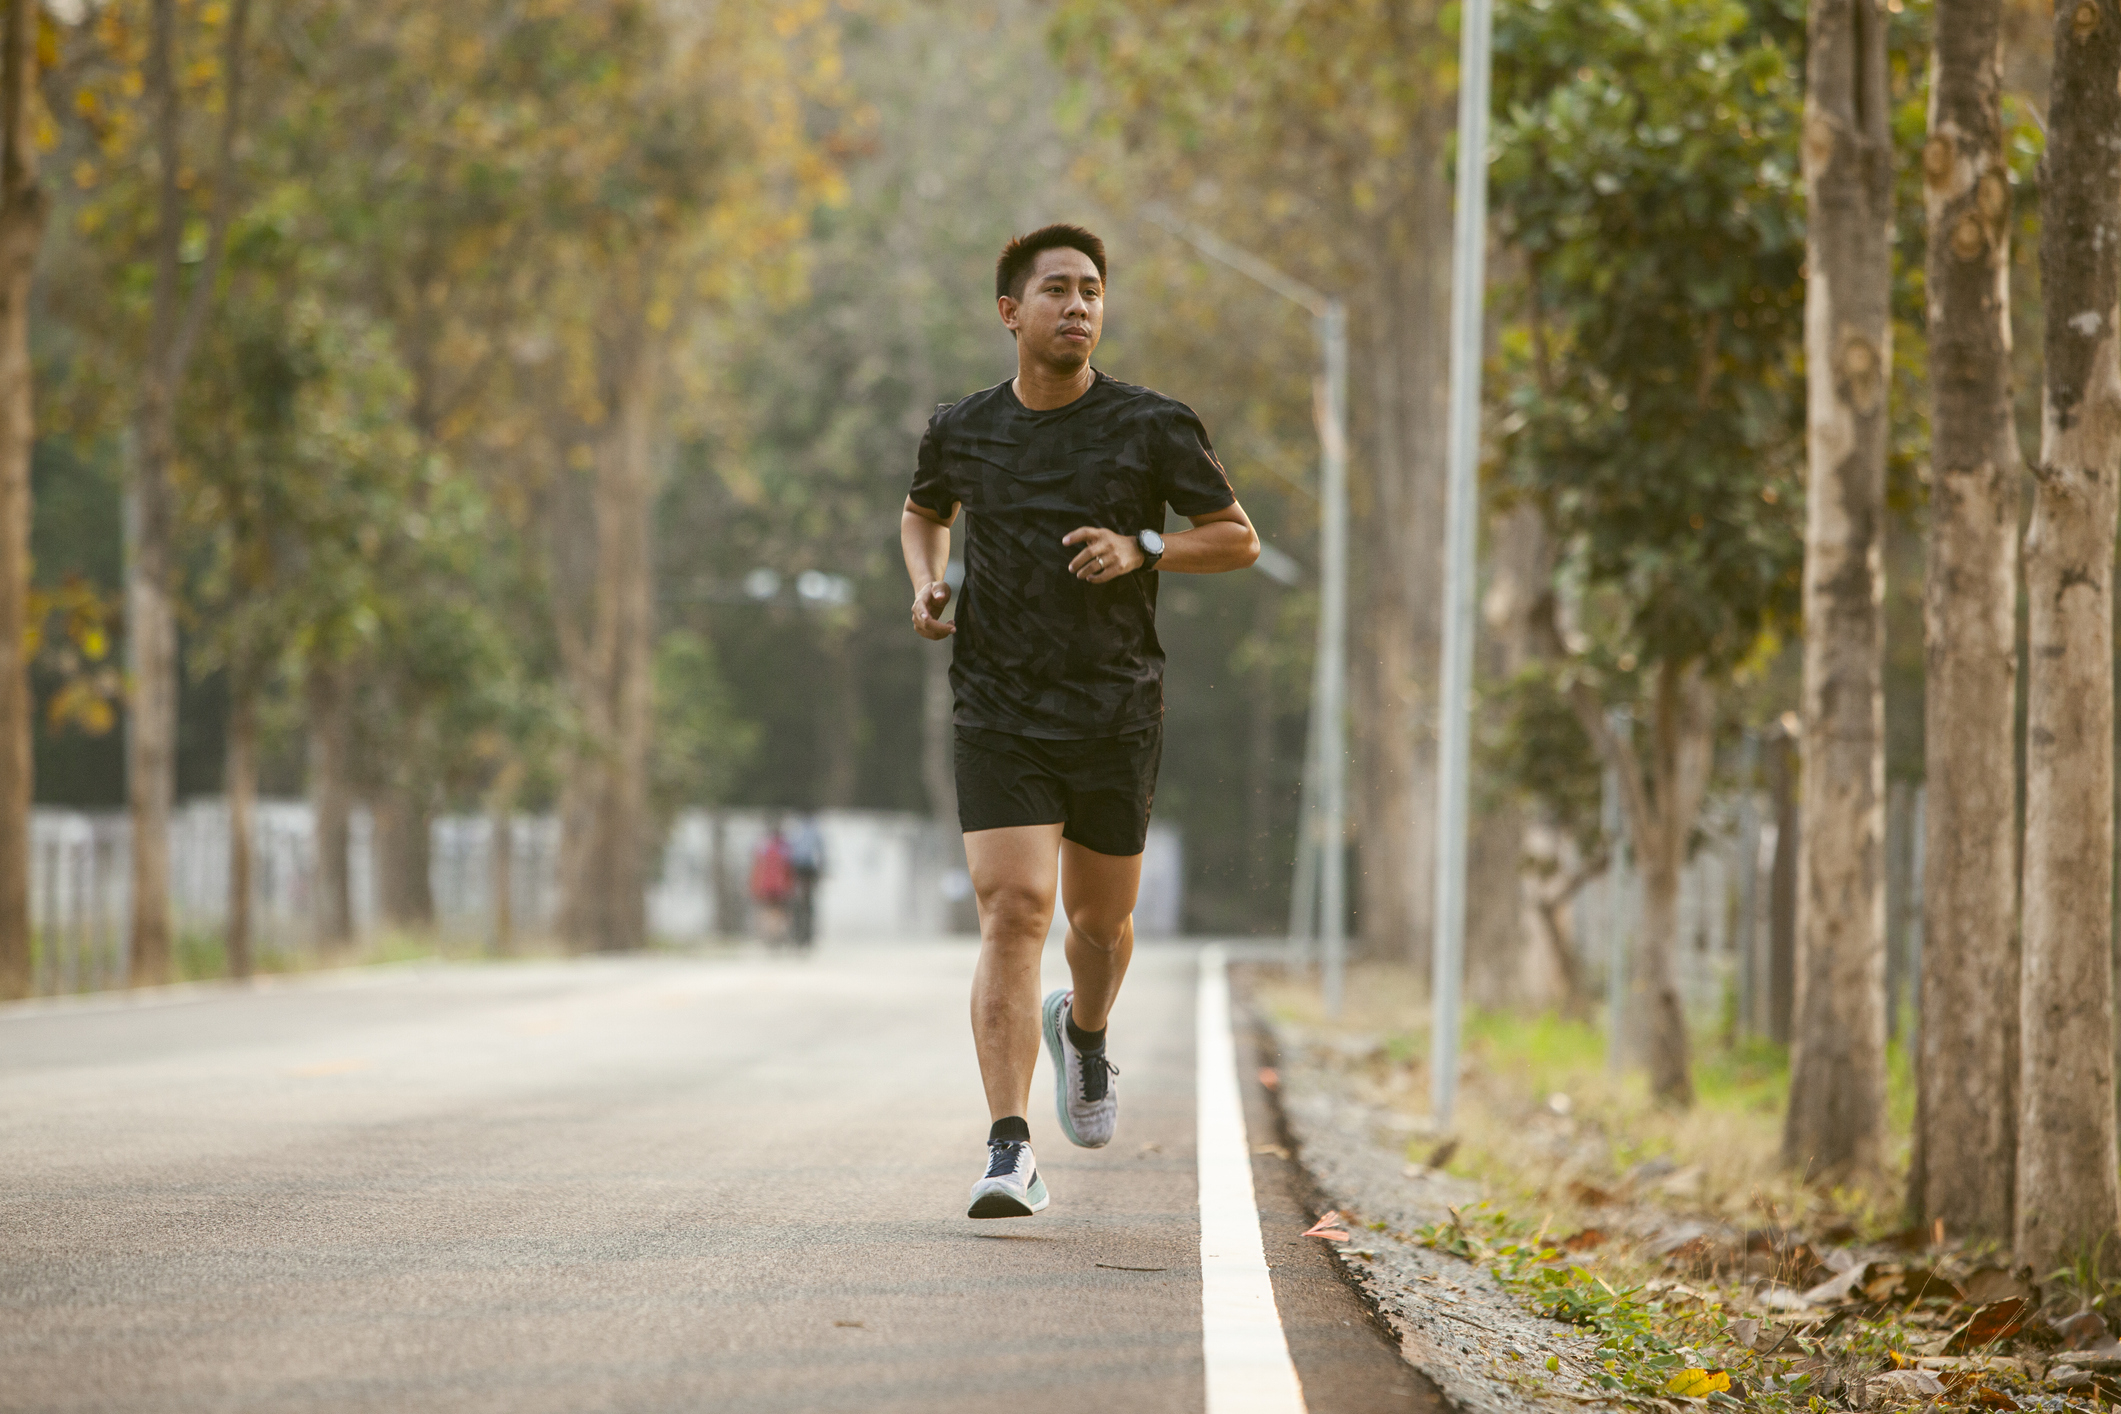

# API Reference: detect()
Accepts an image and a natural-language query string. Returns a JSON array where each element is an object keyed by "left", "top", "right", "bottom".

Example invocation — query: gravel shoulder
[{"left": 1248, "top": 999, "right": 1623, "bottom": 1414}]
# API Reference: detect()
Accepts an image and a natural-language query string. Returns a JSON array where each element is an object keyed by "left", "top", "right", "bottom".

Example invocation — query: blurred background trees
[{"left": 0, "top": 0, "right": 2080, "bottom": 1156}]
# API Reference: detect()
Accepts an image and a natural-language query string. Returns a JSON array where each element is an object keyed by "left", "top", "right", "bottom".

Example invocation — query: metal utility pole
[
  {"left": 1430, "top": 0, "right": 1494, "bottom": 1129},
  {"left": 1142, "top": 205, "right": 1348, "bottom": 1015}
]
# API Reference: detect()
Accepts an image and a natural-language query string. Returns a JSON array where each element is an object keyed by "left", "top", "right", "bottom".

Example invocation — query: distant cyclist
[{"left": 899, "top": 224, "right": 1258, "bottom": 1218}]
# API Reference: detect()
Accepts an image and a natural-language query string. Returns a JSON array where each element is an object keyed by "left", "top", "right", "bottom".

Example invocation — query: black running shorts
[{"left": 954, "top": 724, "right": 1162, "bottom": 858}]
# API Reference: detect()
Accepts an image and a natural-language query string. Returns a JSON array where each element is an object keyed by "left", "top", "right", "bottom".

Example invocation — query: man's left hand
[{"left": 1062, "top": 526, "right": 1144, "bottom": 583}]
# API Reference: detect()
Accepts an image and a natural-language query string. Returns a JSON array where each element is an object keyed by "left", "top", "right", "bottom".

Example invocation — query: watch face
[{"left": 1140, "top": 529, "right": 1165, "bottom": 556}]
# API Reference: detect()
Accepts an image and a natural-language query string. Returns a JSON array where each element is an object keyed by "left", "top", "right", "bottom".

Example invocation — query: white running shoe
[
  {"left": 967, "top": 1138, "right": 1050, "bottom": 1219},
  {"left": 1043, "top": 989, "right": 1119, "bottom": 1149}
]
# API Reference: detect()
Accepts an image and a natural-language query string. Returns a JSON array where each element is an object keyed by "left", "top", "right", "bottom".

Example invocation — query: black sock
[
  {"left": 1066, "top": 1015, "right": 1106, "bottom": 1053},
  {"left": 989, "top": 1116, "right": 1030, "bottom": 1144}
]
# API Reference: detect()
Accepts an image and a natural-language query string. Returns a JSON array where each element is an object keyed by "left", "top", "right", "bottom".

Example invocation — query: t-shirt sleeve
[
  {"left": 907, "top": 405, "right": 959, "bottom": 519},
  {"left": 1154, "top": 402, "right": 1238, "bottom": 517}
]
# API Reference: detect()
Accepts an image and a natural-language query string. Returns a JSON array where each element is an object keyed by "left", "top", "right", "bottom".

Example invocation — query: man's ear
[{"left": 997, "top": 294, "right": 1020, "bottom": 331}]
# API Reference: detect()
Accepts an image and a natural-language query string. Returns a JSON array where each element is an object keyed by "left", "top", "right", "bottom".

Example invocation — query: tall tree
[
  {"left": 1490, "top": 0, "right": 1806, "bottom": 1106},
  {"left": 1911, "top": 0, "right": 2020, "bottom": 1243},
  {"left": 127, "top": 0, "right": 248, "bottom": 985},
  {"left": 0, "top": 0, "right": 47, "bottom": 1000},
  {"left": 1784, "top": 0, "right": 1893, "bottom": 1182},
  {"left": 1050, "top": 0, "right": 1455, "bottom": 966},
  {"left": 2016, "top": 0, "right": 2121, "bottom": 1277}
]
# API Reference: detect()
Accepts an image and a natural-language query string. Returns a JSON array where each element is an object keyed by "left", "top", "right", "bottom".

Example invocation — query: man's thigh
[
  {"left": 964, "top": 823, "right": 1066, "bottom": 917},
  {"left": 1059, "top": 837, "right": 1143, "bottom": 930}
]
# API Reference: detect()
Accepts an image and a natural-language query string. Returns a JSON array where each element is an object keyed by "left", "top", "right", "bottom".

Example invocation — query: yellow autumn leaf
[{"left": 1665, "top": 1369, "right": 1731, "bottom": 1398}]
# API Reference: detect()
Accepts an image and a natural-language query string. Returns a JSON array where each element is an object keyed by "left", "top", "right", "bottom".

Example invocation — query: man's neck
[{"left": 1012, "top": 359, "right": 1095, "bottom": 411}]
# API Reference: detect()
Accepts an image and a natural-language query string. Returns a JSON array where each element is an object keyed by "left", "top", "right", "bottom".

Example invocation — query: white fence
[
  {"left": 28, "top": 801, "right": 1186, "bottom": 995},
  {"left": 1571, "top": 783, "right": 1925, "bottom": 1041}
]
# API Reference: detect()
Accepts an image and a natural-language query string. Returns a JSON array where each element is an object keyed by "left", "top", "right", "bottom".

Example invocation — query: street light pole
[
  {"left": 1141, "top": 206, "right": 1348, "bottom": 1014},
  {"left": 1431, "top": 0, "right": 1495, "bottom": 1129},
  {"left": 1315, "top": 299, "right": 1349, "bottom": 1018}
]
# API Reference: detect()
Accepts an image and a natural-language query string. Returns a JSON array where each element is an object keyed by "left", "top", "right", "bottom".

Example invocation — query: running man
[{"left": 899, "top": 224, "right": 1259, "bottom": 1219}]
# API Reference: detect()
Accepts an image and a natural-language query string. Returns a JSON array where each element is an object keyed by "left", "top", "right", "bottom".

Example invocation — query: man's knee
[
  {"left": 978, "top": 883, "right": 1052, "bottom": 942},
  {"left": 1066, "top": 904, "right": 1130, "bottom": 952}
]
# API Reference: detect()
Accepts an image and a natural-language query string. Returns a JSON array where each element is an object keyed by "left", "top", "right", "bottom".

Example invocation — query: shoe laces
[
  {"left": 985, "top": 1138, "right": 1027, "bottom": 1179},
  {"left": 1078, "top": 1049, "right": 1118, "bottom": 1104}
]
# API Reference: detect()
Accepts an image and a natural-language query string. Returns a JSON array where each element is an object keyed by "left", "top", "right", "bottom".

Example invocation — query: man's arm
[
  {"left": 1062, "top": 500, "right": 1260, "bottom": 583},
  {"left": 902, "top": 496, "right": 957, "bottom": 639}
]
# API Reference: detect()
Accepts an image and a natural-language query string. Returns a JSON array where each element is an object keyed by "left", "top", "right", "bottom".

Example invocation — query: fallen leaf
[
  {"left": 1096, "top": 1263, "right": 1167, "bottom": 1272},
  {"left": 1567, "top": 1179, "right": 1618, "bottom": 1206},
  {"left": 1665, "top": 1367, "right": 1732, "bottom": 1398},
  {"left": 1962, "top": 1267, "right": 2037, "bottom": 1307},
  {"left": 1802, "top": 1261, "right": 1874, "bottom": 1306},
  {"left": 1258, "top": 1067, "right": 1279, "bottom": 1090},
  {"left": 833, "top": 1320, "right": 865, "bottom": 1328},
  {"left": 1889, "top": 1266, "right": 1967, "bottom": 1306},
  {"left": 1868, "top": 1369, "right": 1946, "bottom": 1404},
  {"left": 1303, "top": 1211, "right": 1352, "bottom": 1241},
  {"left": 1253, "top": 1144, "right": 1291, "bottom": 1160},
  {"left": 1425, "top": 1138, "right": 1460, "bottom": 1170},
  {"left": 1728, "top": 1318, "right": 1761, "bottom": 1350},
  {"left": 1561, "top": 1228, "right": 1607, "bottom": 1252},
  {"left": 1968, "top": 1385, "right": 2020, "bottom": 1410},
  {"left": 1755, "top": 1285, "right": 1814, "bottom": 1313},
  {"left": 2058, "top": 1310, "right": 2115, "bottom": 1352},
  {"left": 1944, "top": 1299, "right": 2031, "bottom": 1354}
]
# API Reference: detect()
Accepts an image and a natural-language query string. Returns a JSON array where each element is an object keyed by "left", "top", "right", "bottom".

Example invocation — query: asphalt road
[{"left": 1, "top": 943, "right": 1438, "bottom": 1414}]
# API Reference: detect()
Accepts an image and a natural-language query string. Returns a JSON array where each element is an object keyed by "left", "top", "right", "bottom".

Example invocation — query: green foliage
[
  {"left": 654, "top": 631, "right": 759, "bottom": 815},
  {"left": 1491, "top": 0, "right": 1806, "bottom": 678},
  {"left": 1481, "top": 665, "right": 1605, "bottom": 849},
  {"left": 1413, "top": 1204, "right": 1700, "bottom": 1398}
]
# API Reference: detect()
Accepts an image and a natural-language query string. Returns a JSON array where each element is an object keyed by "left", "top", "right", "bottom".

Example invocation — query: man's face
[{"left": 999, "top": 247, "right": 1103, "bottom": 370}]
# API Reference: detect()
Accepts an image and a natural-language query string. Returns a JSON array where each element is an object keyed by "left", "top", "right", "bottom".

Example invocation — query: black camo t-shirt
[{"left": 908, "top": 370, "right": 1236, "bottom": 740}]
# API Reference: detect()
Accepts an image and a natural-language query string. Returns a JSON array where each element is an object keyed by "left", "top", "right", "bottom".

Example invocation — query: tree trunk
[
  {"left": 128, "top": 0, "right": 248, "bottom": 987},
  {"left": 306, "top": 659, "right": 353, "bottom": 952},
  {"left": 1766, "top": 726, "right": 1799, "bottom": 1045},
  {"left": 126, "top": 401, "right": 179, "bottom": 985},
  {"left": 1245, "top": 589, "right": 1278, "bottom": 893},
  {"left": 1481, "top": 501, "right": 1558, "bottom": 1007},
  {"left": 817, "top": 617, "right": 860, "bottom": 808},
  {"left": 1913, "top": 0, "right": 2021, "bottom": 1243},
  {"left": 488, "top": 758, "right": 519, "bottom": 956},
  {"left": 559, "top": 334, "right": 659, "bottom": 952},
  {"left": 0, "top": 0, "right": 45, "bottom": 1002},
  {"left": 225, "top": 667, "right": 255, "bottom": 980},
  {"left": 1353, "top": 116, "right": 1452, "bottom": 971},
  {"left": 1576, "top": 662, "right": 1713, "bottom": 1107},
  {"left": 2016, "top": 0, "right": 2121, "bottom": 1277},
  {"left": 1785, "top": 0, "right": 1893, "bottom": 1184},
  {"left": 373, "top": 775, "right": 433, "bottom": 931}
]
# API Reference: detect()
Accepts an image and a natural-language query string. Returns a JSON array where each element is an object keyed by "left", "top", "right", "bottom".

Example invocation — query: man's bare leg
[
  {"left": 1059, "top": 839, "right": 1141, "bottom": 1031},
  {"left": 966, "top": 823, "right": 1063, "bottom": 1122}
]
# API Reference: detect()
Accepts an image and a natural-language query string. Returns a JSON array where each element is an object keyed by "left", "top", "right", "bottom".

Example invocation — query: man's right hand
[{"left": 912, "top": 580, "right": 955, "bottom": 639}]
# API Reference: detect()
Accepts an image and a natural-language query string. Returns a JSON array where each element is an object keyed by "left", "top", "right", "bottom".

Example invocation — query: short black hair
[{"left": 995, "top": 224, "right": 1108, "bottom": 302}]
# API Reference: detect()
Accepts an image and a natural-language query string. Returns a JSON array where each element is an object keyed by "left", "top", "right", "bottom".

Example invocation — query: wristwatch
[{"left": 1137, "top": 528, "right": 1165, "bottom": 572}]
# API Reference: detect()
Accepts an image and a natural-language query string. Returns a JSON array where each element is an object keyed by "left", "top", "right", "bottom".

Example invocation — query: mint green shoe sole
[
  {"left": 1042, "top": 988, "right": 1087, "bottom": 1148},
  {"left": 967, "top": 1172, "right": 1049, "bottom": 1219}
]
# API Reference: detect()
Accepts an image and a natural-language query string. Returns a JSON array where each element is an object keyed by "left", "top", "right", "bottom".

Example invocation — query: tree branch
[{"left": 166, "top": 0, "right": 252, "bottom": 383}]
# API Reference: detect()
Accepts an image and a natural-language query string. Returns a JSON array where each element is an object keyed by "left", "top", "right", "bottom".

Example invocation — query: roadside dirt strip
[{"left": 1243, "top": 995, "right": 1621, "bottom": 1414}]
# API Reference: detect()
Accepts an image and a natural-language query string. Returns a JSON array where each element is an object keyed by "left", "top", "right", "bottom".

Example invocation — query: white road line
[{"left": 1197, "top": 943, "right": 1309, "bottom": 1414}]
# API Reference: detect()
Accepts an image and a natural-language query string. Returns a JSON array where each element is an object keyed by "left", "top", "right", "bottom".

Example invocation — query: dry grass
[{"left": 1253, "top": 960, "right": 1917, "bottom": 1244}]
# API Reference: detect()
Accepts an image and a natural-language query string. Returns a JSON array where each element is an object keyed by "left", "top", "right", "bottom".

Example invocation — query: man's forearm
[
  {"left": 902, "top": 510, "right": 952, "bottom": 589},
  {"left": 1159, "top": 519, "right": 1259, "bottom": 574}
]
